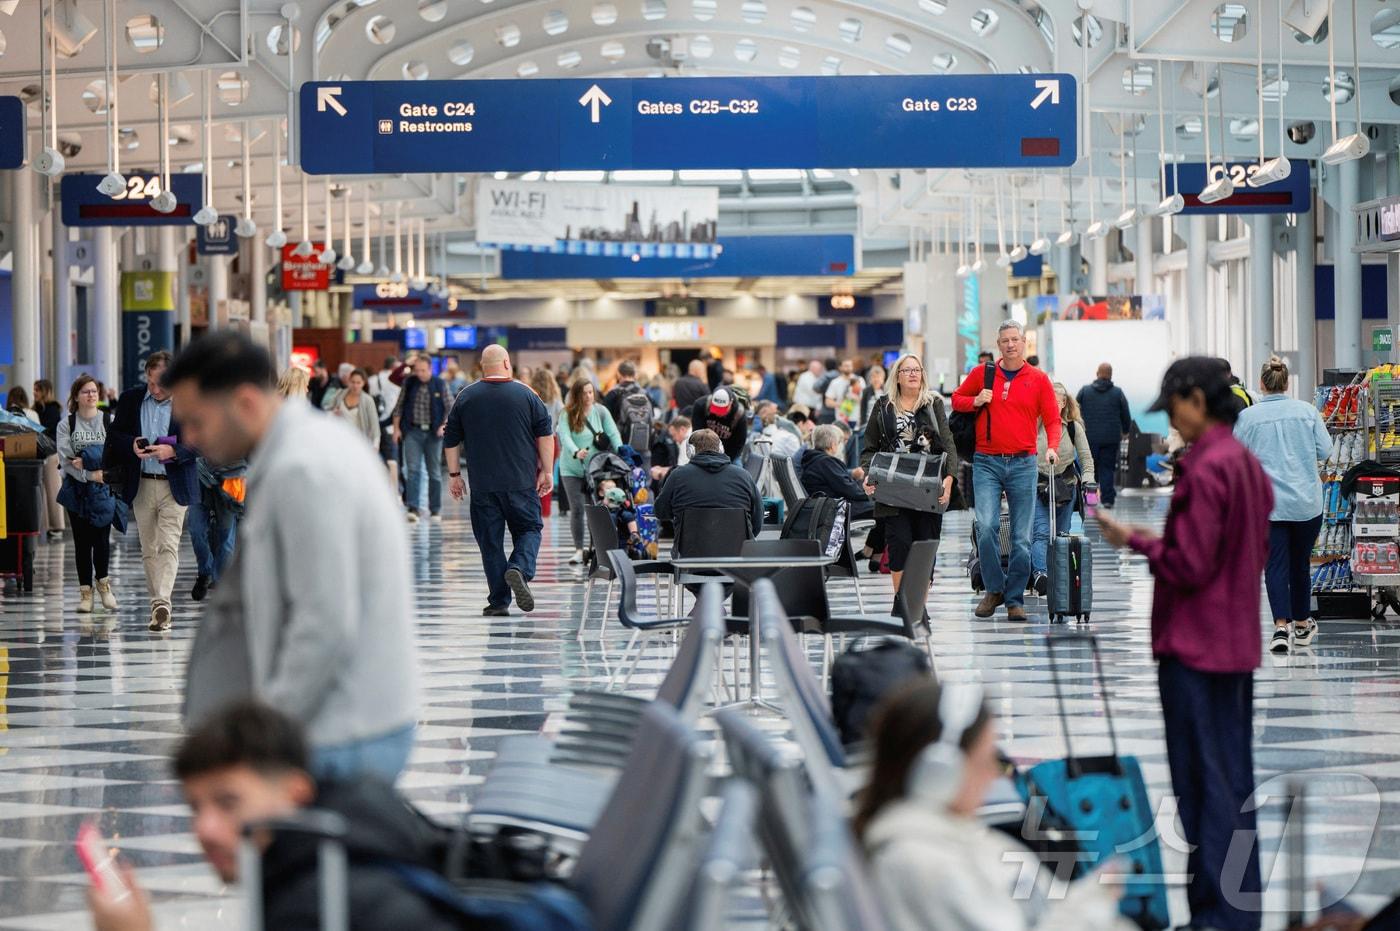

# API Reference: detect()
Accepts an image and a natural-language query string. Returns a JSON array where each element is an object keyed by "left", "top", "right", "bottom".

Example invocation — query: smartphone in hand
[
  {"left": 134, "top": 438, "right": 150, "bottom": 451},
  {"left": 76, "top": 822, "right": 129, "bottom": 899}
]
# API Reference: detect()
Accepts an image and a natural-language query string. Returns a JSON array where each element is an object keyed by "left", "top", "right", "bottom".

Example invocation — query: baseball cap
[
  {"left": 709, "top": 388, "right": 733, "bottom": 416},
  {"left": 1147, "top": 357, "right": 1232, "bottom": 413}
]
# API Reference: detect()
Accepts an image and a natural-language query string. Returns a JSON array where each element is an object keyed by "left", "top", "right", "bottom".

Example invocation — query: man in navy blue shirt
[{"left": 444, "top": 345, "right": 554, "bottom": 616}]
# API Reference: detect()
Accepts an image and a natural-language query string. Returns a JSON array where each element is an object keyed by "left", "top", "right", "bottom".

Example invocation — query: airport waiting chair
[
  {"left": 468, "top": 585, "right": 724, "bottom": 843},
  {"left": 669, "top": 781, "right": 760, "bottom": 931},
  {"left": 609, "top": 549, "right": 723, "bottom": 690},
  {"left": 799, "top": 791, "right": 892, "bottom": 931},
  {"left": 827, "top": 539, "right": 938, "bottom": 665},
  {"left": 568, "top": 701, "right": 712, "bottom": 931},
  {"left": 772, "top": 455, "right": 807, "bottom": 513},
  {"left": 671, "top": 506, "right": 749, "bottom": 610},
  {"left": 577, "top": 505, "right": 670, "bottom": 641}
]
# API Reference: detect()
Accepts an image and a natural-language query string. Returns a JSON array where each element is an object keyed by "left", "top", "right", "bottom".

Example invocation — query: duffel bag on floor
[{"left": 830, "top": 636, "right": 933, "bottom": 747}]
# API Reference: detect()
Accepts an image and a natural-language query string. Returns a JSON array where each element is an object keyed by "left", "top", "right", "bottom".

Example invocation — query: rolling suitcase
[
  {"left": 1046, "top": 470, "right": 1092, "bottom": 624},
  {"left": 1019, "top": 633, "right": 1170, "bottom": 931},
  {"left": 967, "top": 505, "right": 1011, "bottom": 592}
]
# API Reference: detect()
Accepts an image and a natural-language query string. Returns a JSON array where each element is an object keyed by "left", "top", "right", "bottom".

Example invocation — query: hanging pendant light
[
  {"left": 1153, "top": 62, "right": 1186, "bottom": 215},
  {"left": 1029, "top": 174, "right": 1051, "bottom": 255},
  {"left": 1251, "top": 0, "right": 1292, "bottom": 185},
  {"left": 357, "top": 187, "right": 374, "bottom": 275},
  {"left": 96, "top": 0, "right": 124, "bottom": 196},
  {"left": 319, "top": 180, "right": 337, "bottom": 265},
  {"left": 266, "top": 121, "right": 288, "bottom": 248},
  {"left": 1198, "top": 64, "right": 1235, "bottom": 204},
  {"left": 337, "top": 185, "right": 355, "bottom": 271},
  {"left": 1008, "top": 181, "right": 1029, "bottom": 262},
  {"left": 234, "top": 120, "right": 257, "bottom": 236},
  {"left": 292, "top": 172, "right": 314, "bottom": 256},
  {"left": 1321, "top": 0, "right": 1368, "bottom": 164},
  {"left": 390, "top": 203, "right": 404, "bottom": 283},
  {"left": 192, "top": 72, "right": 218, "bottom": 226},
  {"left": 150, "top": 74, "right": 178, "bottom": 213}
]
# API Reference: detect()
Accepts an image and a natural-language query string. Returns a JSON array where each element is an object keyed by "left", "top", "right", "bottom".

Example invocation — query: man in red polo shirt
[{"left": 952, "top": 321, "right": 1062, "bottom": 621}]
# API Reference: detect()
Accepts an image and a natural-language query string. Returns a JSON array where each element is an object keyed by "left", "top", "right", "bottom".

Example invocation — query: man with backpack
[
  {"left": 951, "top": 321, "right": 1061, "bottom": 622},
  {"left": 1076, "top": 363, "right": 1133, "bottom": 509},
  {"left": 604, "top": 360, "right": 653, "bottom": 454}
]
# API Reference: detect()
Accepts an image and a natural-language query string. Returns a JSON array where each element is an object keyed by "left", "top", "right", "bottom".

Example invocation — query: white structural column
[
  {"left": 9, "top": 170, "right": 39, "bottom": 392},
  {"left": 92, "top": 228, "right": 119, "bottom": 390},
  {"left": 175, "top": 236, "right": 191, "bottom": 343},
  {"left": 1295, "top": 200, "right": 1317, "bottom": 392},
  {"left": 1089, "top": 236, "right": 1108, "bottom": 294},
  {"left": 1333, "top": 132, "right": 1363, "bottom": 370},
  {"left": 51, "top": 209, "right": 71, "bottom": 380},
  {"left": 1249, "top": 214, "right": 1275, "bottom": 380},
  {"left": 207, "top": 254, "right": 229, "bottom": 330},
  {"left": 1135, "top": 221, "right": 1154, "bottom": 296},
  {"left": 289, "top": 291, "right": 303, "bottom": 328},
  {"left": 1186, "top": 215, "right": 1209, "bottom": 352},
  {"left": 250, "top": 232, "right": 268, "bottom": 324}
]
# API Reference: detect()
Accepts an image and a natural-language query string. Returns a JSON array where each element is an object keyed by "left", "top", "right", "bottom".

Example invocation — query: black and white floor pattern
[{"left": 1, "top": 491, "right": 1399, "bottom": 928}]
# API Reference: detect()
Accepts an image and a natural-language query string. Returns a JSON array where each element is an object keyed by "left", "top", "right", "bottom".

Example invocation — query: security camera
[
  {"left": 33, "top": 146, "right": 65, "bottom": 177},
  {"left": 1248, "top": 157, "right": 1291, "bottom": 186},
  {"left": 337, "top": 254, "right": 355, "bottom": 271},
  {"left": 356, "top": 260, "right": 374, "bottom": 275},
  {"left": 319, "top": 245, "right": 337, "bottom": 265},
  {"left": 1008, "top": 245, "right": 1028, "bottom": 262},
  {"left": 1152, "top": 194, "right": 1185, "bottom": 216},
  {"left": 1198, "top": 174, "right": 1234, "bottom": 205},
  {"left": 235, "top": 217, "right": 257, "bottom": 238},
  {"left": 192, "top": 205, "right": 218, "bottom": 226},
  {"left": 266, "top": 229, "right": 288, "bottom": 249},
  {"left": 96, "top": 171, "right": 126, "bottom": 197},
  {"left": 150, "top": 189, "right": 178, "bottom": 214},
  {"left": 1028, "top": 237, "right": 1051, "bottom": 256},
  {"left": 1322, "top": 132, "right": 1369, "bottom": 166}
]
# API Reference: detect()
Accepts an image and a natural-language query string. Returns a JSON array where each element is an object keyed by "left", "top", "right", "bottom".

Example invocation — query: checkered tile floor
[{"left": 1, "top": 491, "right": 1399, "bottom": 928}]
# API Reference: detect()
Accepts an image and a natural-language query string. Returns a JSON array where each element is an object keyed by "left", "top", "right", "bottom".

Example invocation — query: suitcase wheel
[{"left": 1078, "top": 614, "right": 1090, "bottom": 624}]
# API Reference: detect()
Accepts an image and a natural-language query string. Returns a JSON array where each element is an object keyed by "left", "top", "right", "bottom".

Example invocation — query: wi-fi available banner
[{"left": 476, "top": 179, "right": 718, "bottom": 248}]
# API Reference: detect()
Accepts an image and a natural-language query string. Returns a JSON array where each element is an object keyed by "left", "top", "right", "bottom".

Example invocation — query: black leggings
[
  {"left": 885, "top": 509, "right": 942, "bottom": 572},
  {"left": 68, "top": 512, "right": 111, "bottom": 587}
]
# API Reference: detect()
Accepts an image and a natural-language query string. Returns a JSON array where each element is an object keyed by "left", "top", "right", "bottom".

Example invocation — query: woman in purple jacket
[{"left": 1096, "top": 357, "right": 1273, "bottom": 931}]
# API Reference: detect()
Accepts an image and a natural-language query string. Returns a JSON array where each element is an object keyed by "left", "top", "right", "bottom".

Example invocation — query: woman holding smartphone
[{"left": 56, "top": 375, "right": 121, "bottom": 614}]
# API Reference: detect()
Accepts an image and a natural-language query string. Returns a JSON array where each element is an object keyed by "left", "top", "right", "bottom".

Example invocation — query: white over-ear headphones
[{"left": 906, "top": 682, "right": 985, "bottom": 807}]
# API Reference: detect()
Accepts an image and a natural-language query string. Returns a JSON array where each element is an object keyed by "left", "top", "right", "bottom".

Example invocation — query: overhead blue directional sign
[
  {"left": 299, "top": 75, "right": 1077, "bottom": 175},
  {"left": 1165, "top": 159, "right": 1311, "bottom": 215},
  {"left": 61, "top": 172, "right": 204, "bottom": 227},
  {"left": 0, "top": 97, "right": 24, "bottom": 170},
  {"left": 196, "top": 215, "right": 239, "bottom": 255}
]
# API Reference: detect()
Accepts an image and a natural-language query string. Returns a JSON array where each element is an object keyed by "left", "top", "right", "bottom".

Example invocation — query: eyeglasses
[{"left": 898, "top": 367, "right": 923, "bottom": 376}]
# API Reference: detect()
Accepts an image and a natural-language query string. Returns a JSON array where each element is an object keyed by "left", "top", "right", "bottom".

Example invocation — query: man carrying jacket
[
  {"left": 1076, "top": 363, "right": 1134, "bottom": 509},
  {"left": 104, "top": 351, "right": 198, "bottom": 632},
  {"left": 88, "top": 703, "right": 459, "bottom": 931},
  {"left": 655, "top": 429, "right": 764, "bottom": 540},
  {"left": 951, "top": 321, "right": 1061, "bottom": 622}
]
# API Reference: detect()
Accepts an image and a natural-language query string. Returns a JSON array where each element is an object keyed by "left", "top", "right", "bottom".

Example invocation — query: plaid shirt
[{"left": 395, "top": 378, "right": 434, "bottom": 430}]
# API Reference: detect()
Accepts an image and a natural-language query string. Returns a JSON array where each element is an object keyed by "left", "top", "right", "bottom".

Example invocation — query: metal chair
[
  {"left": 830, "top": 538, "right": 938, "bottom": 664},
  {"left": 671, "top": 781, "right": 760, "bottom": 931},
  {"left": 578, "top": 504, "right": 669, "bottom": 641},
  {"left": 771, "top": 455, "right": 807, "bottom": 512},
  {"left": 799, "top": 791, "right": 892, "bottom": 931},
  {"left": 672, "top": 506, "right": 749, "bottom": 609},
  {"left": 822, "top": 510, "right": 869, "bottom": 612},
  {"left": 569, "top": 702, "right": 712, "bottom": 931},
  {"left": 608, "top": 549, "right": 713, "bottom": 689}
]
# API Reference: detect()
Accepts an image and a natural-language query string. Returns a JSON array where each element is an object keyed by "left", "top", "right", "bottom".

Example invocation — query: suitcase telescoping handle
[
  {"left": 1044, "top": 631, "right": 1123, "bottom": 779},
  {"left": 1047, "top": 466, "right": 1057, "bottom": 539},
  {"left": 241, "top": 810, "right": 350, "bottom": 931}
]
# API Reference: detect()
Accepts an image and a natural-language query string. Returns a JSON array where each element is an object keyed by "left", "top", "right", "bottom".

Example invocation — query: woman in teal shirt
[
  {"left": 558, "top": 380, "right": 623, "bottom": 563},
  {"left": 1234, "top": 355, "right": 1333, "bottom": 655}
]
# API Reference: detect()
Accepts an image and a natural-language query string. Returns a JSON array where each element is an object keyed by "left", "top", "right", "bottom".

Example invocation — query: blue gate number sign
[
  {"left": 299, "top": 75, "right": 1077, "bottom": 174},
  {"left": 1164, "top": 160, "right": 1311, "bottom": 215},
  {"left": 61, "top": 172, "right": 205, "bottom": 227},
  {"left": 0, "top": 97, "right": 24, "bottom": 170}
]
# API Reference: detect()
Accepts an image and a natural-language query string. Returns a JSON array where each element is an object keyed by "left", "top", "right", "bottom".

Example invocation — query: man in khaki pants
[{"left": 104, "top": 351, "right": 198, "bottom": 632}]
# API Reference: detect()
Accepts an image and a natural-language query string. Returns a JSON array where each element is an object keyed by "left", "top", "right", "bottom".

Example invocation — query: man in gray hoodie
[{"left": 165, "top": 332, "right": 419, "bottom": 783}]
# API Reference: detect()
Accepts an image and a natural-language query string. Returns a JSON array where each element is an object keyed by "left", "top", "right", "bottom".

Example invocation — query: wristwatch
[{"left": 449, "top": 471, "right": 461, "bottom": 478}]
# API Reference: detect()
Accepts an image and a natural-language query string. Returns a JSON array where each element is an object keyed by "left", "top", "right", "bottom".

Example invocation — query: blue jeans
[
  {"left": 187, "top": 497, "right": 238, "bottom": 581},
  {"left": 1159, "top": 659, "right": 1261, "bottom": 930},
  {"left": 471, "top": 489, "right": 543, "bottom": 609},
  {"left": 310, "top": 723, "right": 416, "bottom": 784},
  {"left": 1265, "top": 516, "right": 1322, "bottom": 621},
  {"left": 972, "top": 453, "right": 1038, "bottom": 607},
  {"left": 403, "top": 427, "right": 443, "bottom": 515},
  {"left": 1032, "top": 490, "right": 1077, "bottom": 577}
]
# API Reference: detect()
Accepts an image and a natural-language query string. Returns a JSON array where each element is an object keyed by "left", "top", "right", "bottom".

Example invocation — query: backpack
[
  {"left": 617, "top": 386, "right": 653, "bottom": 451},
  {"left": 368, "top": 373, "right": 390, "bottom": 421},
  {"left": 383, "top": 863, "right": 592, "bottom": 931},
  {"left": 948, "top": 362, "right": 995, "bottom": 461},
  {"left": 830, "top": 636, "right": 933, "bottom": 747},
  {"left": 780, "top": 494, "right": 849, "bottom": 558}
]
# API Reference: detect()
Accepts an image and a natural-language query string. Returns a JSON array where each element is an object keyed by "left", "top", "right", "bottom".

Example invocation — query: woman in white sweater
[
  {"left": 855, "top": 680, "right": 1133, "bottom": 931},
  {"left": 331, "top": 368, "right": 381, "bottom": 448}
]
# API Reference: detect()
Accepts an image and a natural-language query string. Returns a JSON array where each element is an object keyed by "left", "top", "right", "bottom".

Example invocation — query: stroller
[{"left": 584, "top": 447, "right": 659, "bottom": 559}]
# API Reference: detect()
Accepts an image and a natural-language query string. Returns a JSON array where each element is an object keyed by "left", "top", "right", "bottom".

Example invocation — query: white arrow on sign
[
  {"left": 318, "top": 86, "right": 348, "bottom": 117},
  {"left": 579, "top": 84, "right": 613, "bottom": 124},
  {"left": 1030, "top": 79, "right": 1060, "bottom": 110}
]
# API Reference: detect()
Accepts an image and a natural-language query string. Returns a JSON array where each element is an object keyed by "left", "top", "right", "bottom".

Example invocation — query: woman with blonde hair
[
  {"left": 277, "top": 366, "right": 310, "bottom": 400},
  {"left": 1029, "top": 381, "right": 1096, "bottom": 594},
  {"left": 557, "top": 379, "right": 623, "bottom": 563},
  {"left": 859, "top": 353, "right": 959, "bottom": 593},
  {"left": 531, "top": 367, "right": 563, "bottom": 422}
]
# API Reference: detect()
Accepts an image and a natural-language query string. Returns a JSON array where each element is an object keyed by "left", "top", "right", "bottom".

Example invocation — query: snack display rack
[{"left": 1313, "top": 369, "right": 1400, "bottom": 620}]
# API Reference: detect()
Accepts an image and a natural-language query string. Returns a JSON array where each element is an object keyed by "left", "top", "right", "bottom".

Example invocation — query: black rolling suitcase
[{"left": 1045, "top": 470, "right": 1093, "bottom": 624}]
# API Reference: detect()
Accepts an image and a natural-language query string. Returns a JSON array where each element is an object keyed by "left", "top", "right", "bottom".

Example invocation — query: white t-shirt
[
  {"left": 794, "top": 371, "right": 823, "bottom": 408},
  {"left": 824, "top": 375, "right": 851, "bottom": 408},
  {"left": 368, "top": 370, "right": 401, "bottom": 419}
]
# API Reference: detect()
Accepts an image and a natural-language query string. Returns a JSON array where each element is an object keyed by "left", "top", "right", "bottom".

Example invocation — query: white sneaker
[
  {"left": 1292, "top": 619, "right": 1318, "bottom": 647},
  {"left": 568, "top": 548, "right": 584, "bottom": 565},
  {"left": 406, "top": 510, "right": 420, "bottom": 524},
  {"left": 430, "top": 513, "right": 442, "bottom": 524}
]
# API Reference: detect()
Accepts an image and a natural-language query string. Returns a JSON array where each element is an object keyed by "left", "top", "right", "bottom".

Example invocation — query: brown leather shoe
[
  {"left": 1007, "top": 605, "right": 1029, "bottom": 622},
  {"left": 974, "top": 592, "right": 1004, "bottom": 618}
]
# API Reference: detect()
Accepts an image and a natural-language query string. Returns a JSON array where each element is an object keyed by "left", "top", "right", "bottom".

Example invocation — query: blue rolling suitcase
[
  {"left": 1046, "top": 470, "right": 1093, "bottom": 624},
  {"left": 1019, "top": 633, "right": 1170, "bottom": 930}
]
